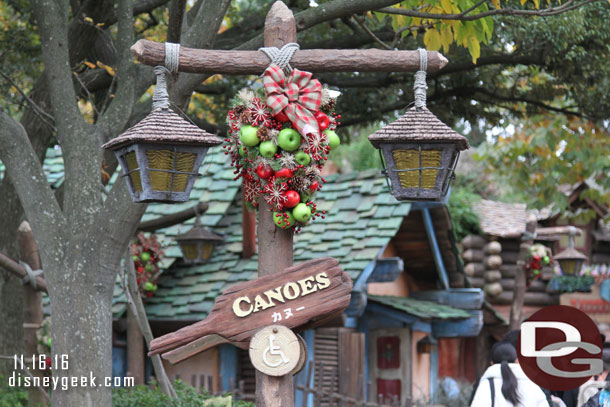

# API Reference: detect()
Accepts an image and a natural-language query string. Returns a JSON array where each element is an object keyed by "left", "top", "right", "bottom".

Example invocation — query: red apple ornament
[
  {"left": 284, "top": 190, "right": 300, "bottom": 208},
  {"left": 275, "top": 168, "right": 294, "bottom": 179},
  {"left": 256, "top": 164, "right": 273, "bottom": 179},
  {"left": 315, "top": 111, "right": 330, "bottom": 131},
  {"left": 275, "top": 111, "right": 289, "bottom": 123}
]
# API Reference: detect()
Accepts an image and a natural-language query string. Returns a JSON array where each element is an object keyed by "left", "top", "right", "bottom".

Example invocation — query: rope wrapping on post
[
  {"left": 19, "top": 261, "right": 43, "bottom": 290},
  {"left": 259, "top": 43, "right": 300, "bottom": 75},
  {"left": 152, "top": 42, "right": 181, "bottom": 110},
  {"left": 413, "top": 48, "right": 428, "bottom": 109}
]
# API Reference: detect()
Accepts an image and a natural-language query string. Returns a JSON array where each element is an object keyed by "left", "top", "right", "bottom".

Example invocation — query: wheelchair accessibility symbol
[
  {"left": 263, "top": 334, "right": 290, "bottom": 367},
  {"left": 249, "top": 325, "right": 301, "bottom": 376}
]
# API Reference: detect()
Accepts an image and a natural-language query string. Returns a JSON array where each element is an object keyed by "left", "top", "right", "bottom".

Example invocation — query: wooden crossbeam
[{"left": 131, "top": 39, "right": 448, "bottom": 74}]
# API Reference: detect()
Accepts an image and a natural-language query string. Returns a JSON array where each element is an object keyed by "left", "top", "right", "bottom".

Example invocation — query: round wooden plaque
[
  {"left": 249, "top": 325, "right": 300, "bottom": 376},
  {"left": 291, "top": 334, "right": 308, "bottom": 375}
]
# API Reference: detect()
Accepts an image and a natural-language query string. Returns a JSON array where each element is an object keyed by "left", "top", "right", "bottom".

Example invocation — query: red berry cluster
[
  {"left": 130, "top": 232, "right": 164, "bottom": 299},
  {"left": 224, "top": 87, "right": 341, "bottom": 231}
]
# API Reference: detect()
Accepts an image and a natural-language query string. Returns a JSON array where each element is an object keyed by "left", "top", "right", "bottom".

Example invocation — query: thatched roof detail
[
  {"left": 102, "top": 108, "right": 222, "bottom": 150},
  {"left": 368, "top": 106, "right": 469, "bottom": 150}
]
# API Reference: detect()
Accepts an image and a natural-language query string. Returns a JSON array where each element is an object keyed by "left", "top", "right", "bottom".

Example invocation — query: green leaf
[{"left": 467, "top": 35, "right": 481, "bottom": 62}]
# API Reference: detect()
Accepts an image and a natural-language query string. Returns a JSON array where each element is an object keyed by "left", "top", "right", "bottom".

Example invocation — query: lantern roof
[
  {"left": 175, "top": 224, "right": 224, "bottom": 243},
  {"left": 554, "top": 247, "right": 588, "bottom": 261},
  {"left": 102, "top": 107, "right": 222, "bottom": 151},
  {"left": 368, "top": 106, "right": 469, "bottom": 151}
]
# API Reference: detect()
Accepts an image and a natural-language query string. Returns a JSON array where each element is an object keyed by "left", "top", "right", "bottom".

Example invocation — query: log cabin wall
[
  {"left": 461, "top": 234, "right": 558, "bottom": 307},
  {"left": 391, "top": 206, "right": 465, "bottom": 290}
]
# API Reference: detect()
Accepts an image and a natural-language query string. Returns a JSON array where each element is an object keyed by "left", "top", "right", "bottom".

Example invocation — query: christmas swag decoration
[
  {"left": 130, "top": 232, "right": 165, "bottom": 298},
  {"left": 524, "top": 243, "right": 552, "bottom": 285},
  {"left": 224, "top": 62, "right": 341, "bottom": 231}
]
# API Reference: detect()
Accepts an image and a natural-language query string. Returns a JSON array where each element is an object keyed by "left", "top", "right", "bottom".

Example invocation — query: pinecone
[
  {"left": 320, "top": 98, "right": 335, "bottom": 113},
  {"left": 257, "top": 126, "right": 271, "bottom": 141},
  {"left": 305, "top": 166, "right": 321, "bottom": 181},
  {"left": 289, "top": 176, "right": 310, "bottom": 194},
  {"left": 233, "top": 105, "right": 251, "bottom": 124}
]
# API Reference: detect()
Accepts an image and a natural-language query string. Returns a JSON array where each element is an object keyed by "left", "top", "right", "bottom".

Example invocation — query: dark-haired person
[
  {"left": 578, "top": 348, "right": 610, "bottom": 407},
  {"left": 470, "top": 342, "right": 550, "bottom": 407}
]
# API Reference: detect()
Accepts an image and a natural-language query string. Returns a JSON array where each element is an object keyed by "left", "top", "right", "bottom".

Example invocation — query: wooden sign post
[{"left": 134, "top": 2, "right": 448, "bottom": 405}]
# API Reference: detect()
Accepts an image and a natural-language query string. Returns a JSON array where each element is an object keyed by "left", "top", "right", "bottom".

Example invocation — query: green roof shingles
[
  {"left": 368, "top": 295, "right": 470, "bottom": 320},
  {"left": 37, "top": 145, "right": 407, "bottom": 321}
]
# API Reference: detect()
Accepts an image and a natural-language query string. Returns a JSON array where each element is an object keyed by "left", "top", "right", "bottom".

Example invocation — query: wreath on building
[{"left": 130, "top": 232, "right": 164, "bottom": 298}]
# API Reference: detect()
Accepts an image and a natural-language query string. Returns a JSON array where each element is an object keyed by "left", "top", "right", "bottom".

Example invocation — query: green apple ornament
[
  {"left": 239, "top": 125, "right": 260, "bottom": 146},
  {"left": 277, "top": 128, "right": 301, "bottom": 151}
]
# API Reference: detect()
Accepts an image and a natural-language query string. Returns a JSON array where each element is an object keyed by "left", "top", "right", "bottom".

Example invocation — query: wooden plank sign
[{"left": 149, "top": 257, "right": 352, "bottom": 359}]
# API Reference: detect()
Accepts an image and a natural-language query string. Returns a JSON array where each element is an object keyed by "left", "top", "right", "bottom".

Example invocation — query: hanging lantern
[
  {"left": 103, "top": 46, "right": 221, "bottom": 203},
  {"left": 416, "top": 335, "right": 437, "bottom": 354},
  {"left": 555, "top": 226, "right": 587, "bottom": 275},
  {"left": 176, "top": 213, "right": 223, "bottom": 265},
  {"left": 368, "top": 49, "right": 469, "bottom": 202}
]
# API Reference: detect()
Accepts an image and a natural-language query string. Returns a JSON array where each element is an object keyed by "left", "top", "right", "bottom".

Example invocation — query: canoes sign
[{"left": 149, "top": 257, "right": 352, "bottom": 361}]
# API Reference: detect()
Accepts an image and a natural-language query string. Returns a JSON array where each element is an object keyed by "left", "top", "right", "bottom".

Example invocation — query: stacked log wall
[{"left": 462, "top": 235, "right": 486, "bottom": 289}]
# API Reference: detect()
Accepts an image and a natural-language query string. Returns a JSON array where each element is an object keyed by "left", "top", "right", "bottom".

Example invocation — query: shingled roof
[
  {"left": 473, "top": 199, "right": 528, "bottom": 238},
  {"left": 368, "top": 107, "right": 469, "bottom": 150},
  {"left": 28, "top": 145, "right": 467, "bottom": 322},
  {"left": 136, "top": 147, "right": 408, "bottom": 320}
]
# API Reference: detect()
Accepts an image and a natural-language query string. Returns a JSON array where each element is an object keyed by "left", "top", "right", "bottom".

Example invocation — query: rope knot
[
  {"left": 414, "top": 48, "right": 428, "bottom": 109},
  {"left": 259, "top": 43, "right": 300, "bottom": 75},
  {"left": 19, "top": 261, "right": 43, "bottom": 290}
]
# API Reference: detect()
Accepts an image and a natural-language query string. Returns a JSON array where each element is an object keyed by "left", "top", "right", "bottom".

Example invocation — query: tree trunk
[
  {"left": 48, "top": 267, "right": 115, "bottom": 407},
  {"left": 0, "top": 181, "right": 24, "bottom": 376}
]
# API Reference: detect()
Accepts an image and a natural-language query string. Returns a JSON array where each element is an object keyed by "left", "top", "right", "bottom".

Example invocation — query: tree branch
[
  {"left": 375, "top": 0, "right": 600, "bottom": 21},
  {"left": 0, "top": 112, "right": 66, "bottom": 254},
  {"left": 137, "top": 202, "right": 208, "bottom": 232},
  {"left": 97, "top": 0, "right": 136, "bottom": 138},
  {"left": 0, "top": 71, "right": 56, "bottom": 132},
  {"left": 32, "top": 0, "right": 99, "bottom": 229},
  {"left": 167, "top": 0, "right": 187, "bottom": 43}
]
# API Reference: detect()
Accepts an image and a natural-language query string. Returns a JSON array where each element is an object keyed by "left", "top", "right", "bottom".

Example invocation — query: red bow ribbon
[{"left": 262, "top": 64, "right": 322, "bottom": 136}]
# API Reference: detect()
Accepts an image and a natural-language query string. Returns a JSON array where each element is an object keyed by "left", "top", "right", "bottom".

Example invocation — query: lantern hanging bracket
[
  {"left": 413, "top": 48, "right": 428, "bottom": 109},
  {"left": 152, "top": 42, "right": 181, "bottom": 110}
]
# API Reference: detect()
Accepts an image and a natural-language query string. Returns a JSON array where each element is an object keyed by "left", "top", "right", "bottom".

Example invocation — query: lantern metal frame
[
  {"left": 416, "top": 335, "right": 437, "bottom": 354},
  {"left": 102, "top": 62, "right": 221, "bottom": 203},
  {"left": 368, "top": 49, "right": 468, "bottom": 202},
  {"left": 113, "top": 141, "right": 210, "bottom": 203},
  {"left": 175, "top": 216, "right": 224, "bottom": 265},
  {"left": 378, "top": 142, "right": 461, "bottom": 201},
  {"left": 554, "top": 226, "right": 588, "bottom": 275}
]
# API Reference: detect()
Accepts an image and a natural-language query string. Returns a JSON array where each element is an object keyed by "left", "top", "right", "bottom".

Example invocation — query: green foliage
[
  {"left": 478, "top": 113, "right": 609, "bottom": 221},
  {"left": 547, "top": 275, "right": 595, "bottom": 293},
  {"left": 0, "top": 376, "right": 28, "bottom": 407},
  {"left": 112, "top": 381, "right": 254, "bottom": 407},
  {"left": 447, "top": 185, "right": 482, "bottom": 242},
  {"left": 327, "top": 125, "right": 382, "bottom": 171}
]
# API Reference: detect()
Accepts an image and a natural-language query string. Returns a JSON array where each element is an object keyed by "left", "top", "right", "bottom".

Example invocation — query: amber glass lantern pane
[
  {"left": 181, "top": 243, "right": 199, "bottom": 261},
  {"left": 392, "top": 149, "right": 441, "bottom": 189},
  {"left": 124, "top": 151, "right": 143, "bottom": 192},
  {"left": 147, "top": 150, "right": 197, "bottom": 193}
]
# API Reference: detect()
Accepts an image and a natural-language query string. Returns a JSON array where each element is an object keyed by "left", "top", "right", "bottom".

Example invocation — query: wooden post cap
[{"left": 249, "top": 325, "right": 300, "bottom": 377}]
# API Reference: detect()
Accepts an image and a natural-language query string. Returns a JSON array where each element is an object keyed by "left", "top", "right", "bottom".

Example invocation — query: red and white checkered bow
[{"left": 262, "top": 64, "right": 322, "bottom": 137}]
